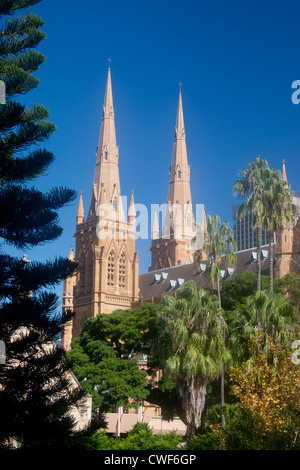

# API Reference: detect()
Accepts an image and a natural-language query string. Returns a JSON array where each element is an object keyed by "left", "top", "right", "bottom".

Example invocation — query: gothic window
[
  {"left": 178, "top": 170, "right": 181, "bottom": 179},
  {"left": 119, "top": 252, "right": 126, "bottom": 289},
  {"left": 107, "top": 251, "right": 115, "bottom": 286},
  {"left": 78, "top": 256, "right": 86, "bottom": 295},
  {"left": 113, "top": 198, "right": 118, "bottom": 212},
  {"left": 104, "top": 151, "right": 108, "bottom": 160},
  {"left": 86, "top": 255, "right": 93, "bottom": 293}
]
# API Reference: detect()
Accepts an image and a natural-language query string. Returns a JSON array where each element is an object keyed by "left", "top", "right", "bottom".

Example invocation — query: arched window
[
  {"left": 119, "top": 252, "right": 126, "bottom": 288},
  {"left": 107, "top": 251, "right": 115, "bottom": 286},
  {"left": 113, "top": 198, "right": 118, "bottom": 212},
  {"left": 177, "top": 170, "right": 181, "bottom": 179},
  {"left": 104, "top": 151, "right": 108, "bottom": 160}
]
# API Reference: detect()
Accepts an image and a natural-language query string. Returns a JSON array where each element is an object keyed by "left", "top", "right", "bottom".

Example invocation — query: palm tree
[
  {"left": 153, "top": 281, "right": 231, "bottom": 437},
  {"left": 228, "top": 289, "right": 296, "bottom": 366},
  {"left": 193, "top": 214, "right": 236, "bottom": 429},
  {"left": 233, "top": 157, "right": 269, "bottom": 291},
  {"left": 259, "top": 167, "right": 294, "bottom": 294},
  {"left": 234, "top": 158, "right": 295, "bottom": 294}
]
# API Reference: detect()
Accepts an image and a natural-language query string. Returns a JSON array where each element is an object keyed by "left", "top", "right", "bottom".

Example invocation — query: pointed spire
[
  {"left": 76, "top": 191, "right": 84, "bottom": 225},
  {"left": 68, "top": 243, "right": 75, "bottom": 261},
  {"left": 88, "top": 64, "right": 123, "bottom": 221},
  {"left": 128, "top": 190, "right": 136, "bottom": 223},
  {"left": 282, "top": 159, "right": 288, "bottom": 185},
  {"left": 103, "top": 61, "right": 114, "bottom": 120},
  {"left": 165, "top": 87, "right": 194, "bottom": 238},
  {"left": 152, "top": 207, "right": 159, "bottom": 240},
  {"left": 175, "top": 85, "right": 185, "bottom": 140}
]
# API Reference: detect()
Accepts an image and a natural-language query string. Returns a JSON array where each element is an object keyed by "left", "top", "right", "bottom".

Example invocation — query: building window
[
  {"left": 113, "top": 198, "right": 117, "bottom": 212},
  {"left": 104, "top": 152, "right": 108, "bottom": 160},
  {"left": 107, "top": 251, "right": 115, "bottom": 286},
  {"left": 119, "top": 252, "right": 126, "bottom": 288},
  {"left": 177, "top": 170, "right": 181, "bottom": 179}
]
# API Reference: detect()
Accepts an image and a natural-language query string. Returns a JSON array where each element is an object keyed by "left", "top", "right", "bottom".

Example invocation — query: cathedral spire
[
  {"left": 88, "top": 64, "right": 124, "bottom": 221},
  {"left": 149, "top": 86, "right": 198, "bottom": 271},
  {"left": 166, "top": 86, "right": 194, "bottom": 238}
]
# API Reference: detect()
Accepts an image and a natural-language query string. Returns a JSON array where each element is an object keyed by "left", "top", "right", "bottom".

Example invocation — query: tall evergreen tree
[{"left": 0, "top": 0, "right": 96, "bottom": 448}]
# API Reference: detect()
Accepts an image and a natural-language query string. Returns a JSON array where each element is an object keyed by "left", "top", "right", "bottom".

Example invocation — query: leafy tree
[
  {"left": 221, "top": 271, "right": 269, "bottom": 313},
  {"left": 66, "top": 304, "right": 187, "bottom": 424},
  {"left": 151, "top": 280, "right": 231, "bottom": 437},
  {"left": 223, "top": 406, "right": 299, "bottom": 450},
  {"left": 0, "top": 0, "right": 95, "bottom": 448},
  {"left": 274, "top": 272, "right": 300, "bottom": 319},
  {"left": 112, "top": 422, "right": 182, "bottom": 451},
  {"left": 71, "top": 423, "right": 182, "bottom": 450},
  {"left": 66, "top": 312, "right": 151, "bottom": 413},
  {"left": 86, "top": 303, "right": 159, "bottom": 359},
  {"left": 229, "top": 340, "right": 300, "bottom": 448},
  {"left": 228, "top": 290, "right": 296, "bottom": 366}
]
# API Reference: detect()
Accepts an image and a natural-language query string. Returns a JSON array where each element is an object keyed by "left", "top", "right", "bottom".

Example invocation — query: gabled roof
[{"left": 139, "top": 245, "right": 271, "bottom": 302}]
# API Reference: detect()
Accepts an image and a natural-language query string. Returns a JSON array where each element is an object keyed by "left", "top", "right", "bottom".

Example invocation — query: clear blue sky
[{"left": 4, "top": 0, "right": 300, "bottom": 301}]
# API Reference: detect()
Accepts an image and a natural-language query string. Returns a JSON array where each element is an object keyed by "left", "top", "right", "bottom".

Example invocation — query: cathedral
[
  {"left": 61, "top": 65, "right": 300, "bottom": 351},
  {"left": 61, "top": 64, "right": 205, "bottom": 350}
]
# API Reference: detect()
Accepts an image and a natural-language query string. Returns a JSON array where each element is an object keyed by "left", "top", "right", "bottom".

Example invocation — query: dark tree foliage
[
  {"left": 0, "top": 0, "right": 98, "bottom": 449},
  {"left": 221, "top": 271, "right": 269, "bottom": 314},
  {"left": 66, "top": 304, "right": 159, "bottom": 412}
]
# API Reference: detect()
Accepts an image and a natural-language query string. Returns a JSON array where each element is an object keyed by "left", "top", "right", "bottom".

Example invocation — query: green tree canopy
[
  {"left": 66, "top": 304, "right": 158, "bottom": 412},
  {"left": 228, "top": 290, "right": 296, "bottom": 366}
]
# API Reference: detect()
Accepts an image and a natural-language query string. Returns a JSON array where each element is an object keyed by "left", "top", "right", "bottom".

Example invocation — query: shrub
[{"left": 185, "top": 432, "right": 222, "bottom": 450}]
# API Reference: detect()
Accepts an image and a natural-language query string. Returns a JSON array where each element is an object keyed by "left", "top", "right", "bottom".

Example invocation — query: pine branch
[
  {"left": 0, "top": 13, "right": 45, "bottom": 57},
  {"left": 0, "top": 148, "right": 54, "bottom": 183},
  {"left": 0, "top": 1, "right": 41, "bottom": 17}
]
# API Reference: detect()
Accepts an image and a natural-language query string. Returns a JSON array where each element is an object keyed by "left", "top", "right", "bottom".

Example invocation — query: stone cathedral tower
[
  {"left": 62, "top": 66, "right": 139, "bottom": 350},
  {"left": 149, "top": 88, "right": 201, "bottom": 271},
  {"left": 274, "top": 159, "right": 295, "bottom": 278}
]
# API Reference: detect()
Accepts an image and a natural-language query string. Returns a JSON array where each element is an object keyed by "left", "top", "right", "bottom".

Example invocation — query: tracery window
[
  {"left": 107, "top": 251, "right": 115, "bottom": 286},
  {"left": 119, "top": 252, "right": 126, "bottom": 288}
]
